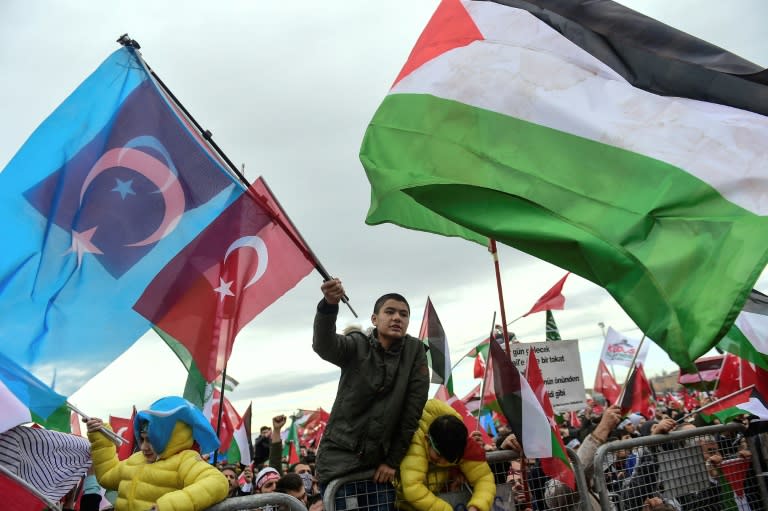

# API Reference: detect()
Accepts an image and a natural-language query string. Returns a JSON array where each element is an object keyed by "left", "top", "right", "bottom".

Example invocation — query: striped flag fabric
[
  {"left": 360, "top": 0, "right": 768, "bottom": 372},
  {"left": 283, "top": 417, "right": 301, "bottom": 465},
  {"left": 718, "top": 290, "right": 768, "bottom": 371},
  {"left": 701, "top": 386, "right": 768, "bottom": 424},
  {"left": 227, "top": 402, "right": 252, "bottom": 466},
  {"left": 419, "top": 297, "right": 454, "bottom": 394},
  {"left": 0, "top": 425, "right": 91, "bottom": 505},
  {"left": 488, "top": 338, "right": 551, "bottom": 458},
  {"left": 0, "top": 352, "right": 67, "bottom": 434},
  {"left": 525, "top": 347, "right": 575, "bottom": 489}
]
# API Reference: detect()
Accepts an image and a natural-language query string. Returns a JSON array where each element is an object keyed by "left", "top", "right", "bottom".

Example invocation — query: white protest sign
[{"left": 507, "top": 339, "right": 586, "bottom": 412}]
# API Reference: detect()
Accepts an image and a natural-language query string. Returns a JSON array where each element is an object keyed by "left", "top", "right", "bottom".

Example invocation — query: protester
[
  {"left": 312, "top": 278, "right": 430, "bottom": 486},
  {"left": 398, "top": 399, "right": 495, "bottom": 511},
  {"left": 255, "top": 467, "right": 281, "bottom": 494},
  {"left": 254, "top": 425, "right": 273, "bottom": 466},
  {"left": 221, "top": 464, "right": 242, "bottom": 498},
  {"left": 86, "top": 396, "right": 228, "bottom": 511},
  {"left": 276, "top": 473, "right": 308, "bottom": 506},
  {"left": 269, "top": 414, "right": 288, "bottom": 472}
]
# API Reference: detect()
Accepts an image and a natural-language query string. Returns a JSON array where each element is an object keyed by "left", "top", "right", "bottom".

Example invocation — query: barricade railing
[
  {"left": 593, "top": 422, "right": 768, "bottom": 511},
  {"left": 322, "top": 448, "right": 591, "bottom": 511},
  {"left": 204, "top": 492, "right": 307, "bottom": 511}
]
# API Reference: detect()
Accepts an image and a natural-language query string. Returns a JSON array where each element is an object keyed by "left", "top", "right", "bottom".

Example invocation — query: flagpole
[
  {"left": 67, "top": 402, "right": 126, "bottom": 445},
  {"left": 477, "top": 313, "right": 497, "bottom": 417},
  {"left": 676, "top": 384, "right": 756, "bottom": 423},
  {"left": 212, "top": 362, "right": 229, "bottom": 465},
  {"left": 616, "top": 334, "right": 646, "bottom": 406},
  {"left": 117, "top": 35, "right": 357, "bottom": 319},
  {"left": 488, "top": 240, "right": 512, "bottom": 355}
]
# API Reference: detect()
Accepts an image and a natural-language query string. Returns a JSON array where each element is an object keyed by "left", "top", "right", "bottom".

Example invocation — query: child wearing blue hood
[{"left": 86, "top": 396, "right": 228, "bottom": 511}]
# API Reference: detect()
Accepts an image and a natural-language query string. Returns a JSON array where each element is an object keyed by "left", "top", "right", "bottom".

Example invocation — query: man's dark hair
[
  {"left": 276, "top": 472, "right": 304, "bottom": 494},
  {"left": 220, "top": 464, "right": 238, "bottom": 474},
  {"left": 373, "top": 293, "right": 410, "bottom": 314},
  {"left": 428, "top": 415, "right": 467, "bottom": 463},
  {"left": 260, "top": 425, "right": 270, "bottom": 433}
]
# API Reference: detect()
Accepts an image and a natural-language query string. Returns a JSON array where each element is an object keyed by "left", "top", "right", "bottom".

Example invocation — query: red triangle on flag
[{"left": 392, "top": 0, "right": 483, "bottom": 88}]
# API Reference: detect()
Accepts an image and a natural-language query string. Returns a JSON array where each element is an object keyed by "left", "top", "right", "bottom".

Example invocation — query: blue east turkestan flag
[{"left": 0, "top": 47, "right": 244, "bottom": 394}]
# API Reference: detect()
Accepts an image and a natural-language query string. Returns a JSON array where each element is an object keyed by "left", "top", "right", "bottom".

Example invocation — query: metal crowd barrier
[
  {"left": 322, "top": 448, "right": 591, "bottom": 511},
  {"left": 593, "top": 422, "right": 768, "bottom": 511},
  {"left": 204, "top": 492, "right": 307, "bottom": 511}
]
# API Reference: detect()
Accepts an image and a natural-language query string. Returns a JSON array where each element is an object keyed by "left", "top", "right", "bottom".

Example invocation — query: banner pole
[
  {"left": 117, "top": 34, "right": 357, "bottom": 318},
  {"left": 488, "top": 240, "right": 511, "bottom": 356}
]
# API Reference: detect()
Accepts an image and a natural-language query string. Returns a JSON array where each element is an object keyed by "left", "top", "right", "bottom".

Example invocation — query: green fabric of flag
[
  {"left": 545, "top": 310, "right": 561, "bottom": 341},
  {"left": 32, "top": 403, "right": 71, "bottom": 433},
  {"left": 359, "top": 0, "right": 768, "bottom": 371},
  {"left": 154, "top": 326, "right": 210, "bottom": 409},
  {"left": 227, "top": 403, "right": 252, "bottom": 466},
  {"left": 283, "top": 417, "right": 301, "bottom": 465},
  {"left": 717, "top": 290, "right": 768, "bottom": 371}
]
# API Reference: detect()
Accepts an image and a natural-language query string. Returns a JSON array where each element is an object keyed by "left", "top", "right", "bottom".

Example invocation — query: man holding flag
[{"left": 312, "top": 278, "right": 429, "bottom": 490}]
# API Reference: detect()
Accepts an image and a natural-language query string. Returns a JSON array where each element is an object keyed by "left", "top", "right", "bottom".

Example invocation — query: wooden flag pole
[{"left": 488, "top": 240, "right": 512, "bottom": 356}]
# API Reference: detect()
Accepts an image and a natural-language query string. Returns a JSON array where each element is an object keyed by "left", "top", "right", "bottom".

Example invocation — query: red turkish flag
[
  {"left": 449, "top": 397, "right": 493, "bottom": 446},
  {"left": 523, "top": 273, "right": 569, "bottom": 316},
  {"left": 0, "top": 471, "right": 49, "bottom": 511},
  {"left": 620, "top": 364, "right": 654, "bottom": 419},
  {"left": 210, "top": 389, "right": 241, "bottom": 452},
  {"left": 715, "top": 353, "right": 743, "bottom": 398},
  {"left": 594, "top": 359, "right": 620, "bottom": 405},
  {"left": 134, "top": 179, "right": 315, "bottom": 381},
  {"left": 109, "top": 407, "right": 136, "bottom": 461},
  {"left": 473, "top": 355, "right": 485, "bottom": 379}
]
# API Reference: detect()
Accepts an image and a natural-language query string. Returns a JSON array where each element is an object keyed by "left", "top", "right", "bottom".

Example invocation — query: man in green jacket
[{"left": 313, "top": 278, "right": 430, "bottom": 489}]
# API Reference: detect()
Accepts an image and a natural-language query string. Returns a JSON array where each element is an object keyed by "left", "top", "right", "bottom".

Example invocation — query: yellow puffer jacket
[
  {"left": 89, "top": 422, "right": 228, "bottom": 511},
  {"left": 397, "top": 399, "right": 495, "bottom": 511}
]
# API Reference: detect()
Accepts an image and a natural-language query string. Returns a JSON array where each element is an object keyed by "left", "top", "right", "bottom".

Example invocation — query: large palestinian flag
[{"left": 360, "top": 0, "right": 768, "bottom": 371}]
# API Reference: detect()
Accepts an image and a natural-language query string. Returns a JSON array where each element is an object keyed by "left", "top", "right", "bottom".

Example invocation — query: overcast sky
[{"left": 1, "top": 0, "right": 766, "bottom": 430}]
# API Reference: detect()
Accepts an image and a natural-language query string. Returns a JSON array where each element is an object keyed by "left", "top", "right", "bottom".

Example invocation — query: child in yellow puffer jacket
[
  {"left": 86, "top": 396, "right": 229, "bottom": 511},
  {"left": 397, "top": 399, "right": 496, "bottom": 511}
]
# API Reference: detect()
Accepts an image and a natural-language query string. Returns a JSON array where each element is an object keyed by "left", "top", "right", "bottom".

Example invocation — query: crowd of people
[{"left": 40, "top": 281, "right": 768, "bottom": 511}]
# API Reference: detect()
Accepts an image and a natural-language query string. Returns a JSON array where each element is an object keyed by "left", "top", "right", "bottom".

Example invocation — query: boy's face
[
  {"left": 139, "top": 432, "right": 158, "bottom": 462},
  {"left": 427, "top": 446, "right": 448, "bottom": 465},
  {"left": 371, "top": 299, "right": 410, "bottom": 340}
]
